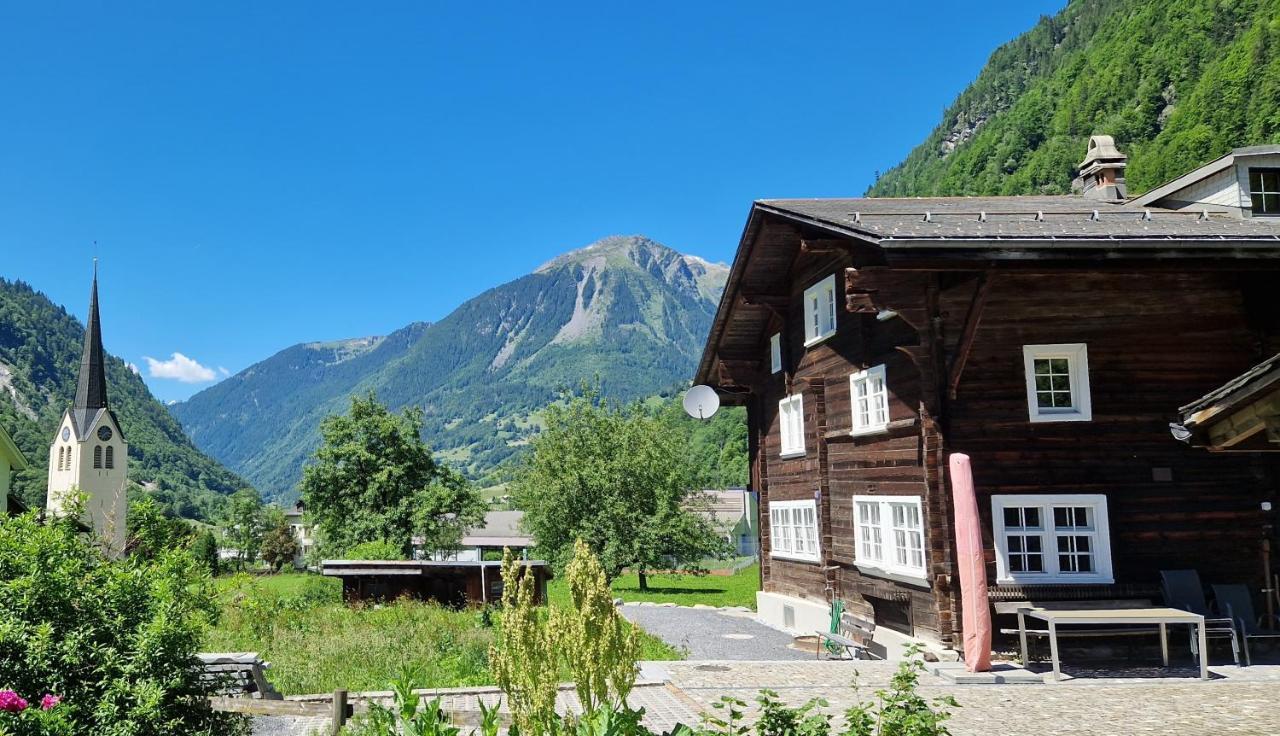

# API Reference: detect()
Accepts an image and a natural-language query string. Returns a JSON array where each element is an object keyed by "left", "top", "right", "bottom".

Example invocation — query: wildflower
[
  {"left": 41, "top": 694, "right": 61, "bottom": 711},
  {"left": 0, "top": 689, "right": 28, "bottom": 713}
]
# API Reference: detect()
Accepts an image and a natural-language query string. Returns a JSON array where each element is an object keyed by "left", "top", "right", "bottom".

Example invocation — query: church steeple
[{"left": 74, "top": 261, "right": 109, "bottom": 413}]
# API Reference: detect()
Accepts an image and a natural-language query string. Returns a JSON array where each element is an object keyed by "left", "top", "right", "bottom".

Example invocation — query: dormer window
[
  {"left": 803, "top": 274, "right": 837, "bottom": 346},
  {"left": 1249, "top": 168, "right": 1280, "bottom": 214}
]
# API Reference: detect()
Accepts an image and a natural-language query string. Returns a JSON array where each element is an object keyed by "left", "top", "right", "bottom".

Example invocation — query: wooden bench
[
  {"left": 816, "top": 613, "right": 878, "bottom": 660},
  {"left": 994, "top": 600, "right": 1161, "bottom": 658},
  {"left": 198, "top": 652, "right": 282, "bottom": 700}
]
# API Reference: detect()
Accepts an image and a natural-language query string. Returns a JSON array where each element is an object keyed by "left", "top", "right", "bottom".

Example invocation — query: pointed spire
[{"left": 74, "top": 260, "right": 109, "bottom": 411}]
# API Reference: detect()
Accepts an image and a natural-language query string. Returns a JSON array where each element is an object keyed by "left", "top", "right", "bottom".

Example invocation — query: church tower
[{"left": 47, "top": 264, "right": 128, "bottom": 556}]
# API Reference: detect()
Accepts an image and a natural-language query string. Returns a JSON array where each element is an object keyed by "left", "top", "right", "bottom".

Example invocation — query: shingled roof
[{"left": 758, "top": 196, "right": 1280, "bottom": 242}]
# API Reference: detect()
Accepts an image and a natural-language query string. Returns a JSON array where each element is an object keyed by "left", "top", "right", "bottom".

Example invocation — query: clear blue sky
[{"left": 0, "top": 1, "right": 1064, "bottom": 402}]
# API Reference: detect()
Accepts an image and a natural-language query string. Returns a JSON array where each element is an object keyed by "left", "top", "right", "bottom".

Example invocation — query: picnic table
[{"left": 1016, "top": 606, "right": 1209, "bottom": 681}]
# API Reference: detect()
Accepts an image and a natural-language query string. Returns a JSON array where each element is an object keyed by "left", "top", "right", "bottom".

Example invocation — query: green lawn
[
  {"left": 547, "top": 563, "right": 760, "bottom": 610},
  {"left": 204, "top": 571, "right": 682, "bottom": 696}
]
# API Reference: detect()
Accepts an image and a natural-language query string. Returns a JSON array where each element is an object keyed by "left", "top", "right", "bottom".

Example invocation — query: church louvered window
[
  {"left": 105, "top": 446, "right": 114, "bottom": 469},
  {"left": 93, "top": 445, "right": 102, "bottom": 469},
  {"left": 57, "top": 447, "right": 64, "bottom": 470}
]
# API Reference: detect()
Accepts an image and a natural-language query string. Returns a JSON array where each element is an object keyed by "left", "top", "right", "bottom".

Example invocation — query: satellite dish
[{"left": 683, "top": 385, "right": 720, "bottom": 420}]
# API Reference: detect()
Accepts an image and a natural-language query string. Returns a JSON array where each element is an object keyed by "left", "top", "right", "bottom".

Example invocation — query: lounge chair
[
  {"left": 1212, "top": 584, "right": 1280, "bottom": 666},
  {"left": 1160, "top": 569, "right": 1240, "bottom": 665}
]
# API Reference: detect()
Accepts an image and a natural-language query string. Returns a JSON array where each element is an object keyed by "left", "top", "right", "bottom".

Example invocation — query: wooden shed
[{"left": 321, "top": 559, "right": 551, "bottom": 607}]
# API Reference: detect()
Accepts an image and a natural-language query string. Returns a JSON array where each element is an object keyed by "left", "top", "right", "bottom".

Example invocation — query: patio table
[{"left": 1016, "top": 606, "right": 1209, "bottom": 681}]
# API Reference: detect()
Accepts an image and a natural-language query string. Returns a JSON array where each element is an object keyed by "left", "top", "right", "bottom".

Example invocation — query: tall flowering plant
[{"left": 0, "top": 689, "right": 71, "bottom": 736}]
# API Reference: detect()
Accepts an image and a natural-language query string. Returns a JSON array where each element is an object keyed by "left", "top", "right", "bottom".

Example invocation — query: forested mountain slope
[
  {"left": 0, "top": 279, "right": 247, "bottom": 518},
  {"left": 868, "top": 0, "right": 1280, "bottom": 197},
  {"left": 172, "top": 236, "right": 729, "bottom": 500}
]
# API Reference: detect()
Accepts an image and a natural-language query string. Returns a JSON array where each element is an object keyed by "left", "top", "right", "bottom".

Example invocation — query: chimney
[{"left": 1073, "top": 135, "right": 1128, "bottom": 201}]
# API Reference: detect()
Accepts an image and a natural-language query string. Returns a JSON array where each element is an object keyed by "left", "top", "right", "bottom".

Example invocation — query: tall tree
[
  {"left": 258, "top": 507, "right": 300, "bottom": 572},
  {"left": 225, "top": 487, "right": 265, "bottom": 569},
  {"left": 514, "top": 388, "right": 731, "bottom": 590},
  {"left": 300, "top": 392, "right": 484, "bottom": 558}
]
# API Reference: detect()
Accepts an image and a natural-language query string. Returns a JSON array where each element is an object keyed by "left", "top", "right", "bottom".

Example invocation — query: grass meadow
[
  {"left": 204, "top": 571, "right": 684, "bottom": 696},
  {"left": 547, "top": 563, "right": 760, "bottom": 610}
]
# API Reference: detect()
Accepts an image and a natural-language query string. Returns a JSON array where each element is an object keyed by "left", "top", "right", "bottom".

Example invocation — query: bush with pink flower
[
  {"left": 0, "top": 512, "right": 247, "bottom": 735},
  {"left": 0, "top": 689, "right": 71, "bottom": 736}
]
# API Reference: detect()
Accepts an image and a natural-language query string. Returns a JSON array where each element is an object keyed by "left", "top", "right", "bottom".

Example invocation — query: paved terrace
[
  {"left": 658, "top": 659, "right": 1280, "bottom": 736},
  {"left": 254, "top": 658, "right": 1280, "bottom": 736}
]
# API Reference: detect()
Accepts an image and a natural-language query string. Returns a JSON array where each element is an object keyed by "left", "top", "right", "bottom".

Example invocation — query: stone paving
[{"left": 660, "top": 659, "right": 1280, "bottom": 736}]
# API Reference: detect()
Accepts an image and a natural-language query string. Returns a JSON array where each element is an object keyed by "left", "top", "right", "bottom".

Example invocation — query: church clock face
[
  {"left": 61, "top": 427, "right": 70, "bottom": 441},
  {"left": 97, "top": 426, "right": 113, "bottom": 442}
]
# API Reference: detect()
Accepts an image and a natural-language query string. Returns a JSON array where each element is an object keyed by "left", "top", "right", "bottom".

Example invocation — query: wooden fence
[{"left": 209, "top": 689, "right": 511, "bottom": 734}]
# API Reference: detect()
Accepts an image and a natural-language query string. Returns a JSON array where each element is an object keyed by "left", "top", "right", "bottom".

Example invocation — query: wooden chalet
[
  {"left": 322, "top": 559, "right": 551, "bottom": 607},
  {"left": 695, "top": 137, "right": 1280, "bottom": 648}
]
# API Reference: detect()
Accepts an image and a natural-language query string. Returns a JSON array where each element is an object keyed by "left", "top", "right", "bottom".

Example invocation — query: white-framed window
[
  {"left": 770, "top": 498, "right": 820, "bottom": 562},
  {"left": 1022, "top": 343, "right": 1092, "bottom": 423},
  {"left": 778, "top": 394, "right": 805, "bottom": 457},
  {"left": 991, "top": 494, "right": 1113, "bottom": 584},
  {"left": 853, "top": 495, "right": 926, "bottom": 580},
  {"left": 803, "top": 274, "right": 837, "bottom": 346},
  {"left": 1249, "top": 168, "right": 1280, "bottom": 215},
  {"left": 769, "top": 333, "right": 782, "bottom": 374},
  {"left": 850, "top": 364, "right": 889, "bottom": 435}
]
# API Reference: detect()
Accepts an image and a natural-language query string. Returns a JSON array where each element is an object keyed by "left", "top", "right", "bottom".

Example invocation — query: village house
[
  {"left": 699, "top": 488, "right": 759, "bottom": 557},
  {"left": 694, "top": 137, "right": 1280, "bottom": 648},
  {"left": 421, "top": 509, "right": 533, "bottom": 562},
  {"left": 283, "top": 500, "right": 315, "bottom": 568},
  {"left": 1, "top": 424, "right": 29, "bottom": 516}
]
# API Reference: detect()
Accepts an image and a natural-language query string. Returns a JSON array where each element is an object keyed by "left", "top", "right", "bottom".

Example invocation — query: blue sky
[{"left": 0, "top": 1, "right": 1064, "bottom": 402}]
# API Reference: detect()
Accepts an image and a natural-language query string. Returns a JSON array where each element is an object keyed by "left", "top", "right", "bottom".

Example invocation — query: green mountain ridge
[
  {"left": 869, "top": 0, "right": 1280, "bottom": 197},
  {"left": 0, "top": 278, "right": 248, "bottom": 519},
  {"left": 171, "top": 235, "right": 729, "bottom": 500}
]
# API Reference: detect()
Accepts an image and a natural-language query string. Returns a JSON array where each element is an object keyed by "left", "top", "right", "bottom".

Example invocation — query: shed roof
[
  {"left": 1176, "top": 353, "right": 1280, "bottom": 451},
  {"left": 321, "top": 559, "right": 548, "bottom": 577}
]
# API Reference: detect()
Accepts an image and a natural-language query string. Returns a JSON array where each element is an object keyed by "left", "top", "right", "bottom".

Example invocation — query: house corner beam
[{"left": 946, "top": 273, "right": 995, "bottom": 401}]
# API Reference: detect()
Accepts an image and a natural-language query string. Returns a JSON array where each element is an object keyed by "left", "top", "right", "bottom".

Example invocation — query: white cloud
[
  {"left": 125, "top": 362, "right": 141, "bottom": 375},
  {"left": 144, "top": 352, "right": 218, "bottom": 383},
  {"left": 218, "top": 366, "right": 231, "bottom": 377}
]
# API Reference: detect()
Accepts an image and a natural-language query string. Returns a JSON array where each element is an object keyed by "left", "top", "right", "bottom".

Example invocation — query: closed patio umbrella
[{"left": 950, "top": 452, "right": 991, "bottom": 672}]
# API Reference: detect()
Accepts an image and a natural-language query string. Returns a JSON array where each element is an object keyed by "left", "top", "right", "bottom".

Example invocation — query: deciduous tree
[
  {"left": 300, "top": 393, "right": 484, "bottom": 558},
  {"left": 258, "top": 507, "right": 300, "bottom": 572},
  {"left": 514, "top": 388, "right": 731, "bottom": 589}
]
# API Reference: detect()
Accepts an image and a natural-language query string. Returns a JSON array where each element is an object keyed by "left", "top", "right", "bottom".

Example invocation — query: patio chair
[
  {"left": 1160, "top": 569, "right": 1240, "bottom": 665},
  {"left": 1212, "top": 584, "right": 1280, "bottom": 666}
]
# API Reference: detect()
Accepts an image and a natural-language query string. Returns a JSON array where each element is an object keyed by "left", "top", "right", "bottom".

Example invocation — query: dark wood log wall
[
  {"left": 754, "top": 231, "right": 955, "bottom": 644},
  {"left": 745, "top": 216, "right": 1278, "bottom": 649},
  {"left": 939, "top": 271, "right": 1279, "bottom": 594}
]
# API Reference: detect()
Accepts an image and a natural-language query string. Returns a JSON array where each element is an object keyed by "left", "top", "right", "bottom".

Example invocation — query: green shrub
[
  {"left": 0, "top": 512, "right": 246, "bottom": 736},
  {"left": 345, "top": 540, "right": 407, "bottom": 560}
]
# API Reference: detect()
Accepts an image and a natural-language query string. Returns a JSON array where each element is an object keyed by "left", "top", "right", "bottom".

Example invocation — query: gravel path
[{"left": 620, "top": 604, "right": 810, "bottom": 660}]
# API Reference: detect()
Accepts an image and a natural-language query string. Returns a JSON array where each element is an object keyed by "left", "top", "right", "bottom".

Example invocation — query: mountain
[
  {"left": 0, "top": 278, "right": 248, "bottom": 519},
  {"left": 868, "top": 0, "right": 1280, "bottom": 197},
  {"left": 171, "top": 236, "right": 729, "bottom": 500}
]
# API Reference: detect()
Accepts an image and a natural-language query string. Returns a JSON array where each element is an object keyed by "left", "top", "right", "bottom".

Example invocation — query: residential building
[
  {"left": 423, "top": 510, "right": 533, "bottom": 562},
  {"left": 695, "top": 138, "right": 1280, "bottom": 646},
  {"left": 1, "top": 424, "right": 28, "bottom": 516},
  {"left": 283, "top": 500, "right": 314, "bottom": 568},
  {"left": 698, "top": 488, "right": 759, "bottom": 556}
]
